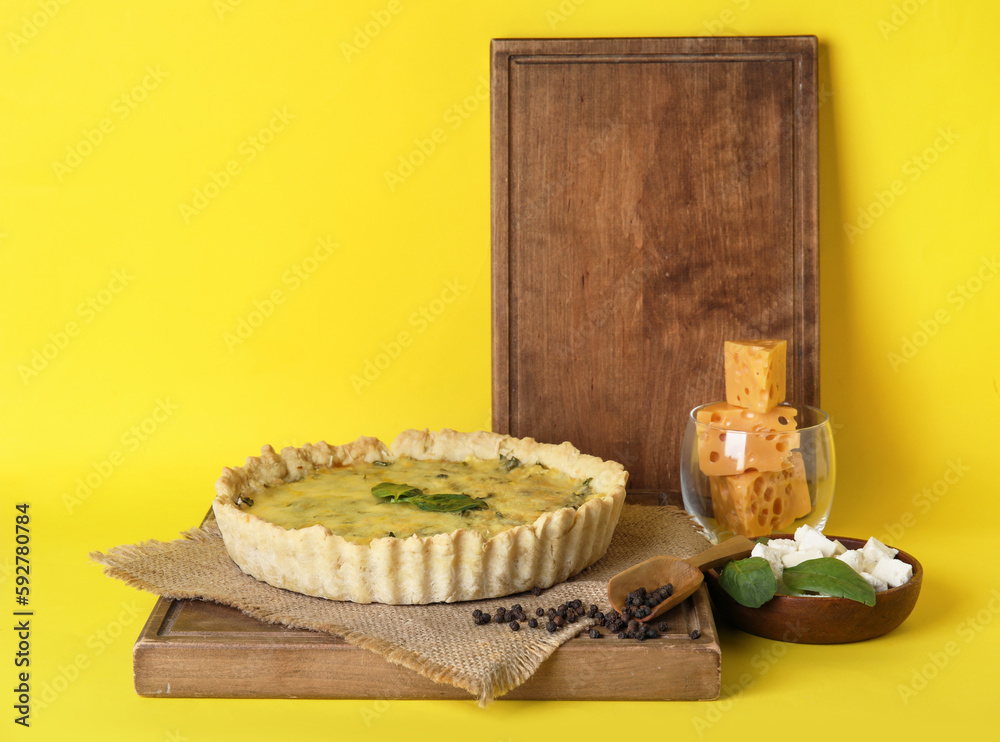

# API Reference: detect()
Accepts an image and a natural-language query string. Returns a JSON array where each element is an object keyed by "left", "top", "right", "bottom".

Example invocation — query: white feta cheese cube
[
  {"left": 837, "top": 549, "right": 865, "bottom": 574},
  {"left": 862, "top": 537, "right": 898, "bottom": 571},
  {"left": 793, "top": 524, "right": 820, "bottom": 544},
  {"left": 832, "top": 540, "right": 848, "bottom": 556},
  {"left": 860, "top": 571, "right": 889, "bottom": 593},
  {"left": 794, "top": 525, "right": 837, "bottom": 557},
  {"left": 752, "top": 542, "right": 784, "bottom": 581},
  {"left": 870, "top": 557, "right": 913, "bottom": 588},
  {"left": 763, "top": 538, "right": 798, "bottom": 556},
  {"left": 782, "top": 548, "right": 824, "bottom": 568}
]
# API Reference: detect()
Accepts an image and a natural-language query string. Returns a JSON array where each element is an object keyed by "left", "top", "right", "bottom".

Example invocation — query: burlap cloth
[{"left": 91, "top": 504, "right": 709, "bottom": 704}]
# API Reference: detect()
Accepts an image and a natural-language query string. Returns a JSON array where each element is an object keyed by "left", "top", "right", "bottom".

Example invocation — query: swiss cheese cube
[
  {"left": 696, "top": 402, "right": 799, "bottom": 476},
  {"left": 708, "top": 454, "right": 812, "bottom": 538},
  {"left": 696, "top": 401, "right": 798, "bottom": 431},
  {"left": 724, "top": 339, "right": 787, "bottom": 413}
]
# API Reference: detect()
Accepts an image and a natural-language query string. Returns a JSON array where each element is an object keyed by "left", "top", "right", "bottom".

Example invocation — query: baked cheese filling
[{"left": 239, "top": 455, "right": 597, "bottom": 543}]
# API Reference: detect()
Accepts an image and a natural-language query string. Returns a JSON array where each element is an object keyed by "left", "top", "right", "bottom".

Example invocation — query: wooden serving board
[
  {"left": 133, "top": 493, "right": 722, "bottom": 701},
  {"left": 491, "top": 36, "right": 819, "bottom": 492}
]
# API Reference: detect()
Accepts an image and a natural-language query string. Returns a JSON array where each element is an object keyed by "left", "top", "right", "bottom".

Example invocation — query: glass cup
[{"left": 680, "top": 403, "right": 835, "bottom": 543}]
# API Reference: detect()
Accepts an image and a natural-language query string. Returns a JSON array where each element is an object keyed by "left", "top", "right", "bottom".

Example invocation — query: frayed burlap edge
[{"left": 91, "top": 505, "right": 710, "bottom": 705}]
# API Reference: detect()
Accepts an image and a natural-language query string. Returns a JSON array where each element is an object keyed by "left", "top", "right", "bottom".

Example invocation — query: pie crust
[{"left": 212, "top": 429, "right": 628, "bottom": 604}]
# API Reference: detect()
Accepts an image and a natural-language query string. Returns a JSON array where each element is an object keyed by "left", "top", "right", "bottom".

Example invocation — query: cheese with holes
[
  {"left": 724, "top": 339, "right": 787, "bottom": 412},
  {"left": 696, "top": 401, "right": 798, "bottom": 431},
  {"left": 696, "top": 402, "right": 799, "bottom": 476},
  {"left": 709, "top": 454, "right": 812, "bottom": 538}
]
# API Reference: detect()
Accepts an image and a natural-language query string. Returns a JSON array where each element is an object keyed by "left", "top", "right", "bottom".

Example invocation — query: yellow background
[{"left": 2, "top": 0, "right": 997, "bottom": 739}]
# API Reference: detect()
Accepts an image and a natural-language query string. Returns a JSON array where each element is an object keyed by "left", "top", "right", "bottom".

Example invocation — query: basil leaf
[
  {"left": 408, "top": 494, "right": 488, "bottom": 513},
  {"left": 782, "top": 558, "right": 877, "bottom": 606},
  {"left": 372, "top": 482, "right": 487, "bottom": 513},
  {"left": 371, "top": 482, "right": 423, "bottom": 502},
  {"left": 499, "top": 455, "right": 521, "bottom": 472},
  {"left": 718, "top": 557, "right": 778, "bottom": 608}
]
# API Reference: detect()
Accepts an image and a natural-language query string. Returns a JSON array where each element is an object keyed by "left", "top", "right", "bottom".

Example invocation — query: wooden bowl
[{"left": 704, "top": 535, "right": 922, "bottom": 644}]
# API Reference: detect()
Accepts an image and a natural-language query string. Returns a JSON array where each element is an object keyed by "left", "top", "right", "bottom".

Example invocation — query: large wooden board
[
  {"left": 491, "top": 36, "right": 819, "bottom": 492},
  {"left": 133, "top": 494, "right": 721, "bottom": 701}
]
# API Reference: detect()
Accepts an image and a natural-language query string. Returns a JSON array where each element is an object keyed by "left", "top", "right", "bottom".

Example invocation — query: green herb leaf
[
  {"left": 371, "top": 482, "right": 423, "bottom": 502},
  {"left": 755, "top": 536, "right": 770, "bottom": 545},
  {"left": 718, "top": 557, "right": 778, "bottom": 608},
  {"left": 782, "top": 558, "right": 877, "bottom": 606},
  {"left": 408, "top": 494, "right": 488, "bottom": 513},
  {"left": 499, "top": 455, "right": 521, "bottom": 472},
  {"left": 575, "top": 477, "right": 593, "bottom": 496}
]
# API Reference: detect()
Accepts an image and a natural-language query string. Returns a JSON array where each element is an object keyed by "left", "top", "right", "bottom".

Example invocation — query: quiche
[{"left": 212, "top": 429, "right": 628, "bottom": 604}]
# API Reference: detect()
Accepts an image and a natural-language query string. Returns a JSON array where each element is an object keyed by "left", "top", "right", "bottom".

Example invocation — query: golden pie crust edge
[{"left": 212, "top": 429, "right": 628, "bottom": 604}]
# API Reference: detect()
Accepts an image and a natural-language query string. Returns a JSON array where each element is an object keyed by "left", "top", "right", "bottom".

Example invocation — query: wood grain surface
[
  {"left": 491, "top": 37, "right": 818, "bottom": 491},
  {"left": 132, "top": 493, "right": 722, "bottom": 701}
]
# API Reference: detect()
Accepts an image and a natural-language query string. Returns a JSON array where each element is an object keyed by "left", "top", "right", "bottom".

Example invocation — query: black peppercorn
[
  {"left": 589, "top": 629, "right": 601, "bottom": 639},
  {"left": 531, "top": 586, "right": 543, "bottom": 596},
  {"left": 547, "top": 621, "right": 558, "bottom": 633},
  {"left": 689, "top": 629, "right": 701, "bottom": 640},
  {"left": 528, "top": 618, "right": 538, "bottom": 629},
  {"left": 657, "top": 621, "right": 668, "bottom": 633},
  {"left": 536, "top": 607, "right": 545, "bottom": 617},
  {"left": 510, "top": 621, "right": 520, "bottom": 632}
]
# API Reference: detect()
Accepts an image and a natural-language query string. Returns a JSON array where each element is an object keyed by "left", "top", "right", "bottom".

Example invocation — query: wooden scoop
[{"left": 608, "top": 535, "right": 756, "bottom": 623}]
